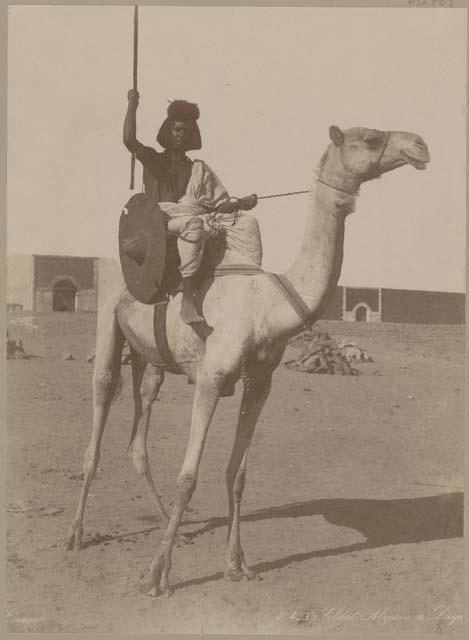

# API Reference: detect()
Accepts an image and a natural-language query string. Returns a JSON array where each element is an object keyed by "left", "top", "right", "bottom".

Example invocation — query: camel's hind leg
[
  {"left": 66, "top": 297, "right": 125, "bottom": 550},
  {"left": 128, "top": 351, "right": 169, "bottom": 528},
  {"left": 224, "top": 366, "right": 273, "bottom": 581},
  {"left": 141, "top": 349, "right": 227, "bottom": 597}
]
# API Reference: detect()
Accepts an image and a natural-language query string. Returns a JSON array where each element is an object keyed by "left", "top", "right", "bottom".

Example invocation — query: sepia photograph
[{"left": 5, "top": 3, "right": 466, "bottom": 635}]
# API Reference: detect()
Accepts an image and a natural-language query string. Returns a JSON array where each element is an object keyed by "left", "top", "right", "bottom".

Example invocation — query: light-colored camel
[{"left": 66, "top": 125, "right": 430, "bottom": 596}]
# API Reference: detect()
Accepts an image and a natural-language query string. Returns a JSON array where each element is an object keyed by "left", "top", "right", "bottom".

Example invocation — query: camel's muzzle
[
  {"left": 400, "top": 135, "right": 430, "bottom": 170},
  {"left": 402, "top": 151, "right": 430, "bottom": 170}
]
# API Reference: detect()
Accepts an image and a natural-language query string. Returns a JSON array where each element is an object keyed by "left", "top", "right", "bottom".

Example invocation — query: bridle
[
  {"left": 376, "top": 130, "right": 392, "bottom": 167},
  {"left": 315, "top": 131, "right": 392, "bottom": 197}
]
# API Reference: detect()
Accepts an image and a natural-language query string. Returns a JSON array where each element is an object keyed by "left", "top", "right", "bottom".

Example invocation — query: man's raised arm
[{"left": 123, "top": 89, "right": 140, "bottom": 152}]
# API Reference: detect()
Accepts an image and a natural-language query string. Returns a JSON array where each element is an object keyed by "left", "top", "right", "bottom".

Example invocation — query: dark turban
[{"left": 157, "top": 100, "right": 202, "bottom": 151}]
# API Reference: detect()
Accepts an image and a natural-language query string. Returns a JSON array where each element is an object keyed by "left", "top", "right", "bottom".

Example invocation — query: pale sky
[{"left": 7, "top": 6, "right": 467, "bottom": 292}]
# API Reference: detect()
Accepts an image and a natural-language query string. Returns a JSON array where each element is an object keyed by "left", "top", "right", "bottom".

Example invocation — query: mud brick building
[{"left": 7, "top": 254, "right": 122, "bottom": 313}]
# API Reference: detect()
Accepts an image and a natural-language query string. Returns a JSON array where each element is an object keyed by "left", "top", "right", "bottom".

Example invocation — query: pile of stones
[{"left": 285, "top": 330, "right": 373, "bottom": 375}]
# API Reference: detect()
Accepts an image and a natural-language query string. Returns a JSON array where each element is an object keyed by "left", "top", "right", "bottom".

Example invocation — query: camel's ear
[{"left": 329, "top": 125, "right": 344, "bottom": 147}]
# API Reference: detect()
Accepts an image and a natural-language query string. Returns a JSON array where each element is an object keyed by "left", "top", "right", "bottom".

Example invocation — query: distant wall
[
  {"left": 344, "top": 287, "right": 381, "bottom": 323},
  {"left": 75, "top": 287, "right": 98, "bottom": 313},
  {"left": 321, "top": 286, "right": 464, "bottom": 324},
  {"left": 97, "top": 258, "right": 124, "bottom": 310},
  {"left": 35, "top": 255, "right": 94, "bottom": 289},
  {"left": 7, "top": 255, "right": 34, "bottom": 310},
  {"left": 345, "top": 288, "right": 379, "bottom": 312},
  {"left": 322, "top": 286, "right": 343, "bottom": 320},
  {"left": 382, "top": 289, "right": 465, "bottom": 324}
]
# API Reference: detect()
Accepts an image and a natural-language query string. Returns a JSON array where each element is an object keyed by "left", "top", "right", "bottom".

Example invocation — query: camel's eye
[{"left": 365, "top": 134, "right": 382, "bottom": 148}]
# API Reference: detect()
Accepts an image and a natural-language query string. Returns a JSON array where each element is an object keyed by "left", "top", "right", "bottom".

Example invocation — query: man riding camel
[{"left": 123, "top": 90, "right": 262, "bottom": 324}]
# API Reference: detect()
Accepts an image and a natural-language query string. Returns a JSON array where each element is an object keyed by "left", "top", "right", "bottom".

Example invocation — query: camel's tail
[{"left": 126, "top": 348, "right": 142, "bottom": 452}]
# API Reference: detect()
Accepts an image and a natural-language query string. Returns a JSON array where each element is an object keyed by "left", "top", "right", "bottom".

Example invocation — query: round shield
[{"left": 119, "top": 193, "right": 167, "bottom": 304}]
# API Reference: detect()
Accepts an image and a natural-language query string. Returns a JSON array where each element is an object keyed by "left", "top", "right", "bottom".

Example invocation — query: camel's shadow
[
  {"left": 172, "top": 492, "right": 463, "bottom": 590},
  {"left": 184, "top": 492, "right": 463, "bottom": 545}
]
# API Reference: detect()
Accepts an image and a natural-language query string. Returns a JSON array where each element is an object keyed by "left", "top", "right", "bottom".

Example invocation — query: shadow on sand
[
  {"left": 173, "top": 492, "right": 463, "bottom": 590},
  {"left": 82, "top": 492, "right": 462, "bottom": 590}
]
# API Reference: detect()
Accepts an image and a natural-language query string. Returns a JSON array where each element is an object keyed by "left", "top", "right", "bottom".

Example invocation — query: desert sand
[{"left": 6, "top": 311, "right": 463, "bottom": 635}]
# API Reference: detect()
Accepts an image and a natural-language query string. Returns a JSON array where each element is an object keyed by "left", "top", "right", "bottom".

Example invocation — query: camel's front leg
[
  {"left": 225, "top": 369, "right": 272, "bottom": 581},
  {"left": 140, "top": 367, "right": 222, "bottom": 597}
]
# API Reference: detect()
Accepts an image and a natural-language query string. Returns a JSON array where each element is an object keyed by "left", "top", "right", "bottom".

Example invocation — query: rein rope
[{"left": 258, "top": 189, "right": 311, "bottom": 200}]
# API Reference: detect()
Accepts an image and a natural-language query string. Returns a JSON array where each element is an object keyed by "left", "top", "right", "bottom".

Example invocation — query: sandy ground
[{"left": 6, "top": 311, "right": 464, "bottom": 635}]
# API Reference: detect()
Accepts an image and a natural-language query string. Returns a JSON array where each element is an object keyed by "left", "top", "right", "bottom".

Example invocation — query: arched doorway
[
  {"left": 53, "top": 279, "right": 77, "bottom": 312},
  {"left": 355, "top": 305, "right": 368, "bottom": 322}
]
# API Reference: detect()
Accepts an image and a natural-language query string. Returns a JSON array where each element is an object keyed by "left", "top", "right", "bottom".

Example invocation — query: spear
[{"left": 129, "top": 5, "right": 138, "bottom": 190}]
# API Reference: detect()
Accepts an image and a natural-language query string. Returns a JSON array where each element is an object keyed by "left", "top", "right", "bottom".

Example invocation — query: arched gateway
[
  {"left": 355, "top": 305, "right": 369, "bottom": 322},
  {"left": 52, "top": 278, "right": 77, "bottom": 312}
]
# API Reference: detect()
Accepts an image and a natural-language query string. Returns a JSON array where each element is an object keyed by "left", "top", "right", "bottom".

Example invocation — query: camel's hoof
[
  {"left": 225, "top": 565, "right": 260, "bottom": 582},
  {"left": 224, "top": 567, "right": 244, "bottom": 582},
  {"left": 138, "top": 579, "right": 160, "bottom": 598},
  {"left": 176, "top": 532, "right": 193, "bottom": 546},
  {"left": 138, "top": 578, "right": 174, "bottom": 598},
  {"left": 65, "top": 532, "right": 82, "bottom": 551},
  {"left": 243, "top": 568, "right": 258, "bottom": 581}
]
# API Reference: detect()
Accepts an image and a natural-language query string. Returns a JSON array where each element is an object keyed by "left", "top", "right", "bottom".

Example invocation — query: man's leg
[{"left": 167, "top": 216, "right": 206, "bottom": 325}]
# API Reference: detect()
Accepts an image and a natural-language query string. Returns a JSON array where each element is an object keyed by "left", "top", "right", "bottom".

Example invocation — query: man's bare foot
[
  {"left": 181, "top": 297, "right": 205, "bottom": 325},
  {"left": 180, "top": 276, "right": 205, "bottom": 325}
]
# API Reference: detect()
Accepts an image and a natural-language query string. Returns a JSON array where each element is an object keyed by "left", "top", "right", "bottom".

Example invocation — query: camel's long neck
[{"left": 283, "top": 148, "right": 360, "bottom": 329}]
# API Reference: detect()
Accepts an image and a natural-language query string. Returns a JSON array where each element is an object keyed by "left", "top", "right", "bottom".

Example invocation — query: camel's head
[{"left": 328, "top": 126, "right": 430, "bottom": 183}]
